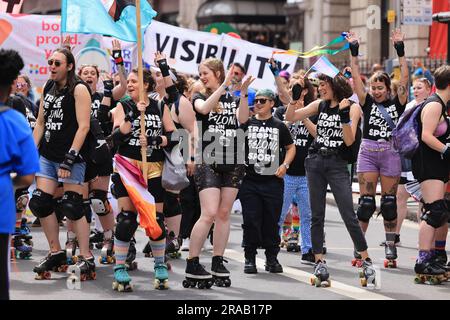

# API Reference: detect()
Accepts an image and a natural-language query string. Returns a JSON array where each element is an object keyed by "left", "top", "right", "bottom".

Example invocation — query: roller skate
[
  {"left": 183, "top": 257, "right": 214, "bottom": 289},
  {"left": 70, "top": 256, "right": 96, "bottom": 281},
  {"left": 112, "top": 264, "right": 133, "bottom": 292},
  {"left": 310, "top": 260, "right": 331, "bottom": 287},
  {"left": 359, "top": 258, "right": 378, "bottom": 288},
  {"left": 286, "top": 232, "right": 301, "bottom": 253},
  {"left": 19, "top": 218, "right": 33, "bottom": 247},
  {"left": 432, "top": 251, "right": 449, "bottom": 281},
  {"left": 154, "top": 263, "right": 169, "bottom": 290},
  {"left": 33, "top": 251, "right": 68, "bottom": 280},
  {"left": 65, "top": 233, "right": 78, "bottom": 265},
  {"left": 11, "top": 236, "right": 32, "bottom": 260},
  {"left": 383, "top": 244, "right": 398, "bottom": 268},
  {"left": 89, "top": 229, "right": 104, "bottom": 250},
  {"left": 351, "top": 250, "right": 363, "bottom": 267},
  {"left": 166, "top": 231, "right": 182, "bottom": 259},
  {"left": 211, "top": 256, "right": 232, "bottom": 287},
  {"left": 125, "top": 238, "right": 138, "bottom": 271},
  {"left": 99, "top": 238, "right": 115, "bottom": 265},
  {"left": 280, "top": 229, "right": 290, "bottom": 249},
  {"left": 414, "top": 260, "right": 446, "bottom": 285},
  {"left": 143, "top": 240, "right": 153, "bottom": 258}
]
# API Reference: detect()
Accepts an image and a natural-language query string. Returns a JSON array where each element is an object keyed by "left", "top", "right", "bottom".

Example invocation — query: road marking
[{"left": 224, "top": 248, "right": 393, "bottom": 300}]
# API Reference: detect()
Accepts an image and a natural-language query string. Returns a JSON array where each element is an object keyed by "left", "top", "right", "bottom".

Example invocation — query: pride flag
[
  {"left": 61, "top": 0, "right": 157, "bottom": 42},
  {"left": 114, "top": 154, "right": 162, "bottom": 239},
  {"left": 309, "top": 56, "right": 340, "bottom": 79}
]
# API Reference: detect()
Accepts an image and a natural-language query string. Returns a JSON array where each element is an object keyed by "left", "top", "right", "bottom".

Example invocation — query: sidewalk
[{"left": 325, "top": 182, "right": 420, "bottom": 222}]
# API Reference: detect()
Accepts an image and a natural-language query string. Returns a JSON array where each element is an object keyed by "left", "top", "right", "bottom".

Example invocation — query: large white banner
[
  {"left": 145, "top": 21, "right": 297, "bottom": 90},
  {"left": 0, "top": 14, "right": 297, "bottom": 90}
]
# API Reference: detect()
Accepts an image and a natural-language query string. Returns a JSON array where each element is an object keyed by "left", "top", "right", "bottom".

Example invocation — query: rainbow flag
[{"left": 114, "top": 154, "right": 161, "bottom": 239}]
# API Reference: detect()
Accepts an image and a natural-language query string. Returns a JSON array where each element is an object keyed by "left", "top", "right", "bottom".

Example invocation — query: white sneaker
[
  {"left": 202, "top": 239, "right": 213, "bottom": 251},
  {"left": 181, "top": 238, "right": 190, "bottom": 251}
]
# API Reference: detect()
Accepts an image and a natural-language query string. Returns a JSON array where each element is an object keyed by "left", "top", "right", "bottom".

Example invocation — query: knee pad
[
  {"left": 15, "top": 187, "right": 29, "bottom": 212},
  {"left": 380, "top": 195, "right": 397, "bottom": 222},
  {"left": 115, "top": 211, "right": 138, "bottom": 242},
  {"left": 89, "top": 189, "right": 111, "bottom": 217},
  {"left": 421, "top": 200, "right": 449, "bottom": 228},
  {"left": 150, "top": 212, "right": 167, "bottom": 241},
  {"left": 357, "top": 195, "right": 376, "bottom": 222},
  {"left": 61, "top": 191, "right": 85, "bottom": 221},
  {"left": 163, "top": 191, "right": 181, "bottom": 218},
  {"left": 29, "top": 189, "right": 54, "bottom": 218}
]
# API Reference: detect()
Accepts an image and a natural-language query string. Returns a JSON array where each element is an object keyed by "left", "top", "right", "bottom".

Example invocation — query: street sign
[{"left": 402, "top": 0, "right": 433, "bottom": 25}]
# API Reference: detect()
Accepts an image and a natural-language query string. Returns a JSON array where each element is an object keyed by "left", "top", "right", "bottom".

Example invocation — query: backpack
[
  {"left": 43, "top": 80, "right": 111, "bottom": 165},
  {"left": 391, "top": 102, "right": 425, "bottom": 159},
  {"left": 318, "top": 101, "right": 362, "bottom": 164}
]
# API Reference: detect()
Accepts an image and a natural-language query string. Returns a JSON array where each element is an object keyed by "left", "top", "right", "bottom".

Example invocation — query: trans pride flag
[
  {"left": 114, "top": 154, "right": 162, "bottom": 239},
  {"left": 61, "top": 0, "right": 157, "bottom": 42}
]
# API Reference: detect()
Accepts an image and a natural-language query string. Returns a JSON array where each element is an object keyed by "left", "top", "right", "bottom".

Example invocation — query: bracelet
[
  {"left": 342, "top": 120, "right": 353, "bottom": 126},
  {"left": 441, "top": 145, "right": 448, "bottom": 155}
]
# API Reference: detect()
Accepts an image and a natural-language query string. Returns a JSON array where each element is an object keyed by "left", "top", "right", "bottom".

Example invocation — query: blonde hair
[{"left": 199, "top": 58, "right": 225, "bottom": 113}]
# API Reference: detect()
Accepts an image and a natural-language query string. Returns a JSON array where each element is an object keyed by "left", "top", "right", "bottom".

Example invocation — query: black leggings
[{"left": 0, "top": 234, "right": 10, "bottom": 300}]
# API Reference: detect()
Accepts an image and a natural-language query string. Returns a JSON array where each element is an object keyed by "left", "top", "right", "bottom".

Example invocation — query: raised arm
[
  {"left": 111, "top": 39, "right": 127, "bottom": 101},
  {"left": 269, "top": 58, "right": 291, "bottom": 105},
  {"left": 346, "top": 32, "right": 367, "bottom": 106},
  {"left": 391, "top": 29, "right": 409, "bottom": 106},
  {"left": 285, "top": 98, "right": 321, "bottom": 123},
  {"left": 237, "top": 76, "right": 256, "bottom": 124}
]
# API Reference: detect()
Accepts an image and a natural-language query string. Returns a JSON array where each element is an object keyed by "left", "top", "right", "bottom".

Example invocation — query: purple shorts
[{"left": 357, "top": 139, "right": 401, "bottom": 177}]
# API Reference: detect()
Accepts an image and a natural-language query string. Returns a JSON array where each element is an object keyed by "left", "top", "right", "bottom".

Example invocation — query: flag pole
[{"left": 136, "top": 0, "right": 148, "bottom": 181}]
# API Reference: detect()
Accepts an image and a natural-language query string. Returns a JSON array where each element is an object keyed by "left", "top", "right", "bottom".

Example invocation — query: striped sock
[
  {"left": 435, "top": 240, "right": 446, "bottom": 251},
  {"left": 150, "top": 239, "right": 166, "bottom": 265},
  {"left": 114, "top": 238, "right": 129, "bottom": 265}
]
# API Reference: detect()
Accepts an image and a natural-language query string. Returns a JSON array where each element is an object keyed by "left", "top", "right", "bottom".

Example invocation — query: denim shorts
[
  {"left": 357, "top": 139, "right": 401, "bottom": 177},
  {"left": 35, "top": 156, "right": 86, "bottom": 185}
]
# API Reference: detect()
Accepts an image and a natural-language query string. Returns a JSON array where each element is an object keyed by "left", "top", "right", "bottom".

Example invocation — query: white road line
[{"left": 224, "top": 248, "right": 393, "bottom": 300}]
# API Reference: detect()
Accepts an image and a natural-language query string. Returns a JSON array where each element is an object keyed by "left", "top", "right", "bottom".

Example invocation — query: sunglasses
[
  {"left": 48, "top": 59, "right": 62, "bottom": 67},
  {"left": 16, "top": 82, "right": 27, "bottom": 89},
  {"left": 254, "top": 98, "right": 271, "bottom": 105}
]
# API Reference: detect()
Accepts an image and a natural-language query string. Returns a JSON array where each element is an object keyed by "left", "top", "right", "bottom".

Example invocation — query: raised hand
[
  {"left": 223, "top": 65, "right": 235, "bottom": 88},
  {"left": 241, "top": 76, "right": 256, "bottom": 92},
  {"left": 345, "top": 31, "right": 359, "bottom": 44},
  {"left": 391, "top": 28, "right": 405, "bottom": 45}
]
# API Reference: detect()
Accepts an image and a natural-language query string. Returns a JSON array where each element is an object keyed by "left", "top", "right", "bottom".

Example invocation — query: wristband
[
  {"left": 103, "top": 80, "right": 114, "bottom": 98},
  {"left": 112, "top": 50, "right": 124, "bottom": 66},
  {"left": 339, "top": 107, "right": 351, "bottom": 124},
  {"left": 157, "top": 59, "right": 170, "bottom": 77},
  {"left": 349, "top": 41, "right": 359, "bottom": 57},
  {"left": 394, "top": 41, "right": 405, "bottom": 57},
  {"left": 269, "top": 62, "right": 280, "bottom": 77}
]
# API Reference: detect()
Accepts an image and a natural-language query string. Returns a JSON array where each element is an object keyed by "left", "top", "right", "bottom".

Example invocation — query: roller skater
[
  {"left": 125, "top": 238, "right": 138, "bottom": 271},
  {"left": 65, "top": 231, "right": 78, "bottom": 265},
  {"left": 183, "top": 257, "right": 214, "bottom": 289},
  {"left": 11, "top": 236, "right": 32, "bottom": 260},
  {"left": 154, "top": 263, "right": 169, "bottom": 290},
  {"left": 73, "top": 256, "right": 96, "bottom": 281},
  {"left": 359, "top": 258, "right": 378, "bottom": 288},
  {"left": 99, "top": 236, "right": 115, "bottom": 265},
  {"left": 89, "top": 229, "right": 104, "bottom": 250},
  {"left": 166, "top": 231, "right": 181, "bottom": 259},
  {"left": 211, "top": 256, "right": 232, "bottom": 287},
  {"left": 310, "top": 260, "right": 331, "bottom": 287},
  {"left": 384, "top": 244, "right": 398, "bottom": 268},
  {"left": 33, "top": 251, "right": 68, "bottom": 280},
  {"left": 414, "top": 260, "right": 446, "bottom": 285},
  {"left": 112, "top": 264, "right": 133, "bottom": 292}
]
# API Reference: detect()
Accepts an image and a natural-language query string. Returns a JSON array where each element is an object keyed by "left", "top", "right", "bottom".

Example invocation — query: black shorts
[
  {"left": 412, "top": 145, "right": 450, "bottom": 184},
  {"left": 194, "top": 163, "right": 245, "bottom": 192},
  {"left": 111, "top": 173, "right": 164, "bottom": 203},
  {"left": 84, "top": 158, "right": 114, "bottom": 183}
]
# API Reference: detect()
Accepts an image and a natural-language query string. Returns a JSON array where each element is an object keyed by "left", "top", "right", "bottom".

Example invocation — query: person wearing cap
[{"left": 239, "top": 88, "right": 296, "bottom": 274}]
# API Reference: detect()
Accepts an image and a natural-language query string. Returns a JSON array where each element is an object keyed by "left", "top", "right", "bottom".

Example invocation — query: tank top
[
  {"left": 118, "top": 99, "right": 165, "bottom": 163},
  {"left": 39, "top": 80, "right": 89, "bottom": 163},
  {"left": 418, "top": 94, "right": 450, "bottom": 145}
]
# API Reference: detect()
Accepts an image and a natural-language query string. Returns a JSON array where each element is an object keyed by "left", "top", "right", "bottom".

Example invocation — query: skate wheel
[
  {"left": 197, "top": 281, "right": 206, "bottom": 289},
  {"left": 430, "top": 277, "right": 440, "bottom": 285},
  {"left": 314, "top": 278, "right": 321, "bottom": 287},
  {"left": 414, "top": 276, "right": 422, "bottom": 284},
  {"left": 44, "top": 271, "right": 51, "bottom": 280},
  {"left": 351, "top": 259, "right": 357, "bottom": 267},
  {"left": 80, "top": 274, "right": 87, "bottom": 282},
  {"left": 91, "top": 272, "right": 97, "bottom": 280},
  {"left": 59, "top": 265, "right": 68, "bottom": 273},
  {"left": 182, "top": 280, "right": 190, "bottom": 288},
  {"left": 310, "top": 277, "right": 315, "bottom": 286},
  {"left": 206, "top": 280, "right": 214, "bottom": 289},
  {"left": 224, "top": 279, "right": 231, "bottom": 287}
]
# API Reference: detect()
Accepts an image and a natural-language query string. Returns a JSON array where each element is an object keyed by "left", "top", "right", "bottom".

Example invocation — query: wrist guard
[
  {"left": 60, "top": 150, "right": 78, "bottom": 172},
  {"left": 157, "top": 59, "right": 170, "bottom": 77},
  {"left": 112, "top": 50, "right": 124, "bottom": 66},
  {"left": 103, "top": 80, "right": 114, "bottom": 98},
  {"left": 394, "top": 41, "right": 405, "bottom": 57},
  {"left": 339, "top": 107, "right": 351, "bottom": 124},
  {"left": 349, "top": 41, "right": 359, "bottom": 57}
]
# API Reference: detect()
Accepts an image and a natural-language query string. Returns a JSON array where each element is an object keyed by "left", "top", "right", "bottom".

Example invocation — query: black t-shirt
[
  {"left": 118, "top": 99, "right": 165, "bottom": 163},
  {"left": 314, "top": 102, "right": 345, "bottom": 150},
  {"left": 362, "top": 94, "right": 406, "bottom": 141},
  {"left": 91, "top": 92, "right": 103, "bottom": 120},
  {"left": 39, "top": 81, "right": 90, "bottom": 163},
  {"left": 193, "top": 92, "right": 240, "bottom": 165},
  {"left": 240, "top": 116, "right": 293, "bottom": 181},
  {"left": 273, "top": 105, "right": 286, "bottom": 121}
]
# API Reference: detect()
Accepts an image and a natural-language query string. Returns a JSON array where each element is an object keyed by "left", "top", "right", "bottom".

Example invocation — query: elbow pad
[
  {"left": 97, "top": 104, "right": 111, "bottom": 124},
  {"left": 164, "top": 131, "right": 179, "bottom": 150},
  {"left": 163, "top": 85, "right": 179, "bottom": 105},
  {"left": 108, "top": 127, "right": 131, "bottom": 148}
]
